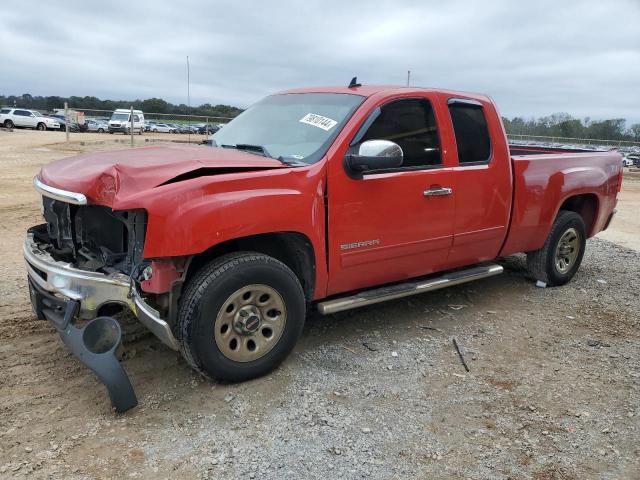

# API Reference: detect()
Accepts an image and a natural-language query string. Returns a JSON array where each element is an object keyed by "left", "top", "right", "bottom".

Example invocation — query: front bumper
[
  {"left": 28, "top": 277, "right": 138, "bottom": 412},
  {"left": 23, "top": 232, "right": 179, "bottom": 351}
]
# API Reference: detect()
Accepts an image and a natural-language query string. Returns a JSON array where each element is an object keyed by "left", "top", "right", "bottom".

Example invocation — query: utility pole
[
  {"left": 187, "top": 55, "right": 191, "bottom": 144},
  {"left": 406, "top": 70, "right": 411, "bottom": 86}
]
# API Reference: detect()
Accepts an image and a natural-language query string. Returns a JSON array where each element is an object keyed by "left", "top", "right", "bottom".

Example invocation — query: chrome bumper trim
[
  {"left": 33, "top": 176, "right": 87, "bottom": 205},
  {"left": 23, "top": 233, "right": 179, "bottom": 350}
]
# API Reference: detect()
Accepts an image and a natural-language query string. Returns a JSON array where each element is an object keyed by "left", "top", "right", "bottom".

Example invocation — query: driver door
[{"left": 327, "top": 96, "right": 456, "bottom": 295}]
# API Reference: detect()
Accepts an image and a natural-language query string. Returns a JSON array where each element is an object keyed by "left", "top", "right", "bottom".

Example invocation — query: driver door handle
[{"left": 423, "top": 187, "right": 453, "bottom": 197}]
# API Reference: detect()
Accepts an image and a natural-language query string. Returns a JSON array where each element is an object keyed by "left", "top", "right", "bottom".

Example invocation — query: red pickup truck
[{"left": 25, "top": 84, "right": 621, "bottom": 410}]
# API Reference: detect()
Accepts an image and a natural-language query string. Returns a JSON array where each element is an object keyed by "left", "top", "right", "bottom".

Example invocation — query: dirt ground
[{"left": 0, "top": 129, "right": 638, "bottom": 479}]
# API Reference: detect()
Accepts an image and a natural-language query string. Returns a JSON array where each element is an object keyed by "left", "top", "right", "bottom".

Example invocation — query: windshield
[
  {"left": 32, "top": 111, "right": 42, "bottom": 117},
  {"left": 111, "top": 113, "right": 130, "bottom": 121},
  {"left": 212, "top": 93, "right": 364, "bottom": 163}
]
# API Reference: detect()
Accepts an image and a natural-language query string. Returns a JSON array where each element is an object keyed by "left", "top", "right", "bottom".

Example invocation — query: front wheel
[
  {"left": 36, "top": 123, "right": 46, "bottom": 131},
  {"left": 176, "top": 252, "right": 306, "bottom": 381},
  {"left": 527, "top": 210, "right": 586, "bottom": 286}
]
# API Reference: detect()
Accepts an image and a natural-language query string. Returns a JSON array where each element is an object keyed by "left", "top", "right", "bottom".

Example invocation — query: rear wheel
[
  {"left": 4, "top": 120, "right": 14, "bottom": 129},
  {"left": 176, "top": 252, "right": 306, "bottom": 381},
  {"left": 527, "top": 210, "right": 586, "bottom": 286}
]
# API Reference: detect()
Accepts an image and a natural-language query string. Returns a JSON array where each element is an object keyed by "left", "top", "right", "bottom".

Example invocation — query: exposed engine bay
[{"left": 34, "top": 197, "right": 147, "bottom": 276}]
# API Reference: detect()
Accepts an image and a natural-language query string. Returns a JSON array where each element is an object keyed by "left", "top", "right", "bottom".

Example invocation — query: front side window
[
  {"left": 357, "top": 98, "right": 441, "bottom": 169},
  {"left": 15, "top": 110, "right": 30, "bottom": 116},
  {"left": 448, "top": 100, "right": 491, "bottom": 164},
  {"left": 212, "top": 93, "right": 365, "bottom": 163}
]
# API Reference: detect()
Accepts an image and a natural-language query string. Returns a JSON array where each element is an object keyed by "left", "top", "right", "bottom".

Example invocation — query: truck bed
[{"left": 500, "top": 148, "right": 622, "bottom": 256}]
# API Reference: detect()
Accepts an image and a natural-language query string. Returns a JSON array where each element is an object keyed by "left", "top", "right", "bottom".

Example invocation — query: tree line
[
  {"left": 502, "top": 113, "right": 640, "bottom": 142},
  {"left": 0, "top": 94, "right": 244, "bottom": 120}
]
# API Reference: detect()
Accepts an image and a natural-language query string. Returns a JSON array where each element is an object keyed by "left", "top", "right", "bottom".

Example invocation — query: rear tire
[
  {"left": 4, "top": 120, "right": 14, "bottom": 129},
  {"left": 176, "top": 252, "right": 306, "bottom": 381},
  {"left": 527, "top": 210, "right": 586, "bottom": 286}
]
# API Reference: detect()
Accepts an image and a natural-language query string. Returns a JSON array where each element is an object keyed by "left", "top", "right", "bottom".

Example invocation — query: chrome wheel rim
[
  {"left": 214, "top": 284, "right": 286, "bottom": 362},
  {"left": 554, "top": 227, "right": 580, "bottom": 274}
]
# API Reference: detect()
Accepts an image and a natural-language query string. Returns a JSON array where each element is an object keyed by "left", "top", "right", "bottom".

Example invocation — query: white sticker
[{"left": 299, "top": 113, "right": 338, "bottom": 131}]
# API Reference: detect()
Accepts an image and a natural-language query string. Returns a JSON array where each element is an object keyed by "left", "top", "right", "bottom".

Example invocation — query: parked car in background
[
  {"left": 48, "top": 114, "right": 80, "bottom": 132},
  {"left": 197, "top": 124, "right": 219, "bottom": 134},
  {"left": 0, "top": 108, "right": 60, "bottom": 130},
  {"left": 86, "top": 119, "right": 108, "bottom": 133},
  {"left": 109, "top": 109, "right": 145, "bottom": 134},
  {"left": 144, "top": 120, "right": 157, "bottom": 132},
  {"left": 151, "top": 123, "right": 175, "bottom": 133},
  {"left": 176, "top": 124, "right": 193, "bottom": 134}
]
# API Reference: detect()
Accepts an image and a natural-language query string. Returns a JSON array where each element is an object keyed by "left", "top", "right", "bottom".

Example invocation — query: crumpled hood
[{"left": 38, "top": 144, "right": 285, "bottom": 206}]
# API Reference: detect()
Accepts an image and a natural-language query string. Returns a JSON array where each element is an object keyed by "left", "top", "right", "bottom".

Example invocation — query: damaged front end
[{"left": 25, "top": 181, "right": 180, "bottom": 412}]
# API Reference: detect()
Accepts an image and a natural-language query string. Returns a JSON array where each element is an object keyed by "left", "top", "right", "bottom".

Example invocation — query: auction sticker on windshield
[{"left": 299, "top": 113, "right": 338, "bottom": 131}]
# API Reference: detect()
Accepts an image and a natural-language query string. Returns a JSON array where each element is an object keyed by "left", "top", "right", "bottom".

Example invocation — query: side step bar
[{"left": 317, "top": 264, "right": 504, "bottom": 315}]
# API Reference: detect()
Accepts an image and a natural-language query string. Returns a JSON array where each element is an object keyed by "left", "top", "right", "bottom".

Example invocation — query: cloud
[{"left": 0, "top": 0, "right": 638, "bottom": 122}]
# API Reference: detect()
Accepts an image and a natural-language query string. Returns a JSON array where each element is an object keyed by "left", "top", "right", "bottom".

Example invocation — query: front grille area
[{"left": 38, "top": 197, "right": 146, "bottom": 275}]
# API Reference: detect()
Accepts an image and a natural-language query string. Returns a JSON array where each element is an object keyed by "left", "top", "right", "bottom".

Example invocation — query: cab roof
[{"left": 278, "top": 85, "right": 492, "bottom": 103}]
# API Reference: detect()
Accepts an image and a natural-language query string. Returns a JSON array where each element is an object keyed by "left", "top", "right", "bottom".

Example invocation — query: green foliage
[
  {"left": 0, "top": 93, "right": 243, "bottom": 120},
  {"left": 502, "top": 113, "right": 636, "bottom": 141}
]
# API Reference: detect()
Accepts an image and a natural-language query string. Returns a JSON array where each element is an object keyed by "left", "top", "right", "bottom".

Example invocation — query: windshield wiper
[
  {"left": 221, "top": 143, "right": 273, "bottom": 158},
  {"left": 219, "top": 144, "right": 305, "bottom": 167}
]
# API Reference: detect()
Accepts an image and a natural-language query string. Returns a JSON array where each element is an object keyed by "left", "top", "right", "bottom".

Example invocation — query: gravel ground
[{"left": 0, "top": 130, "right": 638, "bottom": 479}]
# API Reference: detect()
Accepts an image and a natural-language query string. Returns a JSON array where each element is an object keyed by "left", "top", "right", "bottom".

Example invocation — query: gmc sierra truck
[{"left": 25, "top": 84, "right": 621, "bottom": 411}]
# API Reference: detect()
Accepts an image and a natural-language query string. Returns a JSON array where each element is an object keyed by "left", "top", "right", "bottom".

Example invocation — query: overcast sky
[{"left": 1, "top": 0, "right": 639, "bottom": 122}]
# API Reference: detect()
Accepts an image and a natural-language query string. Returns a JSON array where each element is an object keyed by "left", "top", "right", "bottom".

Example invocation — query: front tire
[
  {"left": 527, "top": 210, "right": 586, "bottom": 286},
  {"left": 176, "top": 252, "right": 306, "bottom": 381},
  {"left": 36, "top": 123, "right": 46, "bottom": 131}
]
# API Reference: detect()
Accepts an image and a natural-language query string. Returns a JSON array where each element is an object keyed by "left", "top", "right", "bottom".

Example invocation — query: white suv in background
[{"left": 0, "top": 108, "right": 61, "bottom": 130}]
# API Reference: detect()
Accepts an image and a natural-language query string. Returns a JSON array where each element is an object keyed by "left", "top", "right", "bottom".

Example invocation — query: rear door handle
[{"left": 423, "top": 187, "right": 453, "bottom": 197}]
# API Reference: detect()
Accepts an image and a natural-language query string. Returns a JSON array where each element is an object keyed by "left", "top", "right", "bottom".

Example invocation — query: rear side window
[
  {"left": 0, "top": 108, "right": 10, "bottom": 114},
  {"left": 448, "top": 100, "right": 491, "bottom": 164},
  {"left": 358, "top": 98, "right": 441, "bottom": 169}
]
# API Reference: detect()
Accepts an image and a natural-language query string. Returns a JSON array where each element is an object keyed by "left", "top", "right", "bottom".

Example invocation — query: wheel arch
[
  {"left": 557, "top": 193, "right": 599, "bottom": 237},
  {"left": 184, "top": 231, "right": 316, "bottom": 302}
]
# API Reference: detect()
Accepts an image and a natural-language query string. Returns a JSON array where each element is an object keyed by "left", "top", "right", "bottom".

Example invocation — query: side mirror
[{"left": 345, "top": 140, "right": 403, "bottom": 178}]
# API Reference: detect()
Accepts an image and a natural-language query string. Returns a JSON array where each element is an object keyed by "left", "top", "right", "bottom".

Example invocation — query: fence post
[
  {"left": 64, "top": 102, "right": 69, "bottom": 144},
  {"left": 130, "top": 105, "right": 134, "bottom": 147}
]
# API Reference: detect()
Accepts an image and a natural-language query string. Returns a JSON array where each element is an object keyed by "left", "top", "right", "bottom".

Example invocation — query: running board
[{"left": 317, "top": 264, "right": 504, "bottom": 315}]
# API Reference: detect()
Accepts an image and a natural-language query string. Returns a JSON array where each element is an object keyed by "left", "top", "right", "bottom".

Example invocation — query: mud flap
[{"left": 28, "top": 279, "right": 138, "bottom": 413}]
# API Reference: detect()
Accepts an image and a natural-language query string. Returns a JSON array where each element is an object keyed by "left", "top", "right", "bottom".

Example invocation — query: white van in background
[{"left": 108, "top": 109, "right": 145, "bottom": 134}]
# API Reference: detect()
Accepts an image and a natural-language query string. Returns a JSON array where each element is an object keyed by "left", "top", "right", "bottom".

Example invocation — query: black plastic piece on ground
[{"left": 28, "top": 279, "right": 138, "bottom": 413}]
